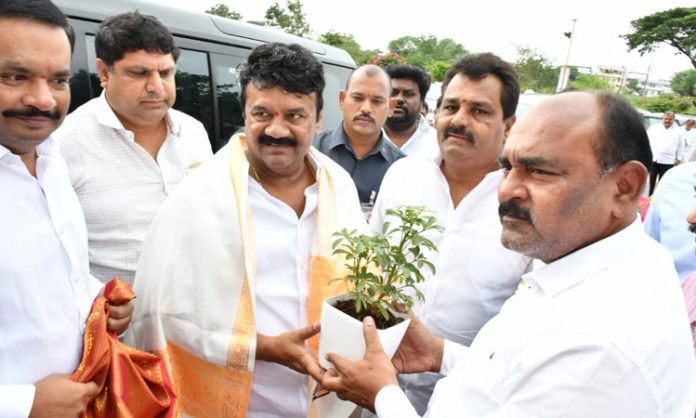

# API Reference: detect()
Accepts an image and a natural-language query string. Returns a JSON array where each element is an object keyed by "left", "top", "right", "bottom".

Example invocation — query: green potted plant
[{"left": 315, "top": 205, "right": 442, "bottom": 416}]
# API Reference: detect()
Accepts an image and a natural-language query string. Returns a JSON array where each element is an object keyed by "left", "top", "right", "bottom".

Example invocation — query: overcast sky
[{"left": 151, "top": 0, "right": 692, "bottom": 81}]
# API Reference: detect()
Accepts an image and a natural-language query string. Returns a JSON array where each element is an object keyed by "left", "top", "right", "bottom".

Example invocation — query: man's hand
[
  {"left": 256, "top": 323, "right": 323, "bottom": 381},
  {"left": 320, "top": 317, "right": 399, "bottom": 412},
  {"left": 106, "top": 300, "right": 133, "bottom": 335},
  {"left": 391, "top": 314, "right": 444, "bottom": 374},
  {"left": 29, "top": 374, "right": 98, "bottom": 418}
]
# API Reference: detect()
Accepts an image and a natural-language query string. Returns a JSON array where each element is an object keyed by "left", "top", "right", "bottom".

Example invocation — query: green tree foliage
[
  {"left": 265, "top": 0, "right": 312, "bottom": 38},
  {"left": 428, "top": 61, "right": 450, "bottom": 82},
  {"left": 671, "top": 69, "right": 696, "bottom": 97},
  {"left": 633, "top": 93, "right": 693, "bottom": 113},
  {"left": 513, "top": 45, "right": 559, "bottom": 94},
  {"left": 567, "top": 73, "right": 612, "bottom": 91},
  {"left": 625, "top": 79, "right": 641, "bottom": 94},
  {"left": 387, "top": 35, "right": 468, "bottom": 71},
  {"left": 622, "top": 7, "right": 696, "bottom": 69},
  {"left": 317, "top": 31, "right": 376, "bottom": 64},
  {"left": 204, "top": 3, "right": 242, "bottom": 20}
]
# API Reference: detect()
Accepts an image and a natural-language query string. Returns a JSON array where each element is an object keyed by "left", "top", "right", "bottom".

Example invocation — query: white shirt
[
  {"left": 246, "top": 168, "right": 319, "bottom": 418},
  {"left": 369, "top": 156, "right": 531, "bottom": 413},
  {"left": 647, "top": 123, "right": 684, "bottom": 164},
  {"left": 0, "top": 137, "right": 102, "bottom": 418},
  {"left": 681, "top": 127, "right": 696, "bottom": 162},
  {"left": 55, "top": 94, "right": 212, "bottom": 284},
  {"left": 375, "top": 220, "right": 696, "bottom": 417},
  {"left": 385, "top": 115, "right": 438, "bottom": 159}
]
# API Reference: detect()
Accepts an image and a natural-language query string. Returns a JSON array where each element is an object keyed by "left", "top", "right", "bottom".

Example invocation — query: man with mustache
[
  {"left": 1, "top": 1, "right": 134, "bottom": 416},
  {"left": 53, "top": 12, "right": 212, "bottom": 285},
  {"left": 367, "top": 53, "right": 531, "bottom": 414},
  {"left": 314, "top": 64, "right": 404, "bottom": 215},
  {"left": 318, "top": 91, "right": 696, "bottom": 416},
  {"left": 128, "top": 43, "right": 366, "bottom": 417},
  {"left": 383, "top": 64, "right": 438, "bottom": 159}
]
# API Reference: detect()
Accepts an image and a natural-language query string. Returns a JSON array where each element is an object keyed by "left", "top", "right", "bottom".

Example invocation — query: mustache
[
  {"left": 258, "top": 134, "right": 298, "bottom": 147},
  {"left": 354, "top": 114, "right": 375, "bottom": 123},
  {"left": 3, "top": 107, "right": 61, "bottom": 120},
  {"left": 498, "top": 200, "right": 532, "bottom": 223},
  {"left": 443, "top": 125, "right": 475, "bottom": 143}
]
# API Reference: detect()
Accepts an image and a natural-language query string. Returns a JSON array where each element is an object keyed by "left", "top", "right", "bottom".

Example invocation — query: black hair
[
  {"left": 593, "top": 91, "right": 653, "bottom": 173},
  {"left": 0, "top": 0, "right": 74, "bottom": 52},
  {"left": 239, "top": 43, "right": 325, "bottom": 120},
  {"left": 441, "top": 53, "right": 520, "bottom": 120},
  {"left": 95, "top": 11, "right": 180, "bottom": 68},
  {"left": 385, "top": 64, "right": 431, "bottom": 104}
]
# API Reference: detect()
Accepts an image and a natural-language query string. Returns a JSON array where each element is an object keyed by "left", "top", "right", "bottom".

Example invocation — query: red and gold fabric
[{"left": 72, "top": 278, "right": 176, "bottom": 418}]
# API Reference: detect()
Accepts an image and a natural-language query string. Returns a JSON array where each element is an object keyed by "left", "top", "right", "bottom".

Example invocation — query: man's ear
[
  {"left": 611, "top": 160, "right": 647, "bottom": 217},
  {"left": 338, "top": 90, "right": 346, "bottom": 110},
  {"left": 315, "top": 110, "right": 323, "bottom": 135},
  {"left": 388, "top": 97, "right": 397, "bottom": 117},
  {"left": 503, "top": 115, "right": 516, "bottom": 141},
  {"left": 95, "top": 58, "right": 110, "bottom": 87}
]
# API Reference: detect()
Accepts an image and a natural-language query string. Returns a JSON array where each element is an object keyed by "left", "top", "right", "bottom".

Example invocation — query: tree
[
  {"left": 622, "top": 7, "right": 696, "bottom": 69},
  {"left": 265, "top": 0, "right": 312, "bottom": 38},
  {"left": 512, "top": 45, "right": 559, "bottom": 94},
  {"left": 428, "top": 61, "right": 450, "bottom": 82},
  {"left": 567, "top": 73, "right": 612, "bottom": 91},
  {"left": 634, "top": 93, "right": 692, "bottom": 113},
  {"left": 387, "top": 35, "right": 467, "bottom": 70},
  {"left": 317, "top": 31, "right": 376, "bottom": 64},
  {"left": 205, "top": 3, "right": 242, "bottom": 20},
  {"left": 671, "top": 69, "right": 696, "bottom": 97}
]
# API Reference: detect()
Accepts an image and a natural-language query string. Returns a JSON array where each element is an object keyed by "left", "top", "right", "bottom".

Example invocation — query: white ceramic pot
[{"left": 314, "top": 293, "right": 411, "bottom": 417}]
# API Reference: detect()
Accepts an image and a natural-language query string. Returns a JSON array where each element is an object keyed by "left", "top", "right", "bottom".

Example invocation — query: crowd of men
[{"left": 2, "top": 0, "right": 696, "bottom": 417}]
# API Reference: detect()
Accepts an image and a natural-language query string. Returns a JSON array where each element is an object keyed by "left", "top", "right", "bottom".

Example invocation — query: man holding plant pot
[
  {"left": 320, "top": 91, "right": 696, "bottom": 417},
  {"left": 368, "top": 53, "right": 532, "bottom": 414},
  {"left": 129, "top": 43, "right": 366, "bottom": 417}
]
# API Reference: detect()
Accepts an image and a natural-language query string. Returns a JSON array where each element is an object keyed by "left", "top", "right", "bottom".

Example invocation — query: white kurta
[
  {"left": 0, "top": 137, "right": 102, "bottom": 417},
  {"left": 369, "top": 155, "right": 531, "bottom": 413},
  {"left": 375, "top": 220, "right": 696, "bottom": 417}
]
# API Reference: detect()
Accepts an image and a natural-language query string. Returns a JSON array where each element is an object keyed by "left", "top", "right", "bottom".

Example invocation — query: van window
[
  {"left": 211, "top": 53, "right": 245, "bottom": 149},
  {"left": 320, "top": 65, "right": 353, "bottom": 132}
]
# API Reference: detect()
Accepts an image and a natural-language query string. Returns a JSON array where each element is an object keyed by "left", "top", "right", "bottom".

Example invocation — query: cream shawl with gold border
[{"left": 128, "top": 134, "right": 366, "bottom": 417}]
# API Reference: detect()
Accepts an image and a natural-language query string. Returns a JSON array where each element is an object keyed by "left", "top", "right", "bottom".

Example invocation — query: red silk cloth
[{"left": 71, "top": 279, "right": 176, "bottom": 418}]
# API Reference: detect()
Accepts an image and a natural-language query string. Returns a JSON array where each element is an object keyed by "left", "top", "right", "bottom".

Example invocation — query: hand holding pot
[
  {"left": 391, "top": 314, "right": 444, "bottom": 374},
  {"left": 321, "top": 316, "right": 399, "bottom": 411},
  {"left": 256, "top": 323, "right": 324, "bottom": 380}
]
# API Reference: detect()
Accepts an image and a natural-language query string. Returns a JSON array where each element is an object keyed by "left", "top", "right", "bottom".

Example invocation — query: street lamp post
[{"left": 556, "top": 18, "right": 577, "bottom": 93}]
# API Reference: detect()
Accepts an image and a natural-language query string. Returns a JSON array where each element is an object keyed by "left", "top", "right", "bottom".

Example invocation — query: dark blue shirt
[{"left": 314, "top": 125, "right": 405, "bottom": 204}]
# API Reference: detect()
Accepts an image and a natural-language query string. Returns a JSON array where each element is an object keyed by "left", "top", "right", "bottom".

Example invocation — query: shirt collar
[
  {"left": 95, "top": 91, "right": 179, "bottom": 136},
  {"left": 327, "top": 124, "right": 395, "bottom": 160},
  {"left": 522, "top": 218, "right": 644, "bottom": 297}
]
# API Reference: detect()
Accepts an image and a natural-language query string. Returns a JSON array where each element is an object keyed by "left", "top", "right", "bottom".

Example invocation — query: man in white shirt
[
  {"left": 369, "top": 53, "right": 531, "bottom": 413},
  {"left": 682, "top": 119, "right": 696, "bottom": 163},
  {"left": 647, "top": 111, "right": 683, "bottom": 194},
  {"left": 383, "top": 64, "right": 438, "bottom": 159},
  {"left": 319, "top": 91, "right": 696, "bottom": 417},
  {"left": 54, "top": 12, "right": 212, "bottom": 285},
  {"left": 0, "top": 1, "right": 133, "bottom": 417},
  {"left": 128, "top": 43, "right": 365, "bottom": 417}
]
